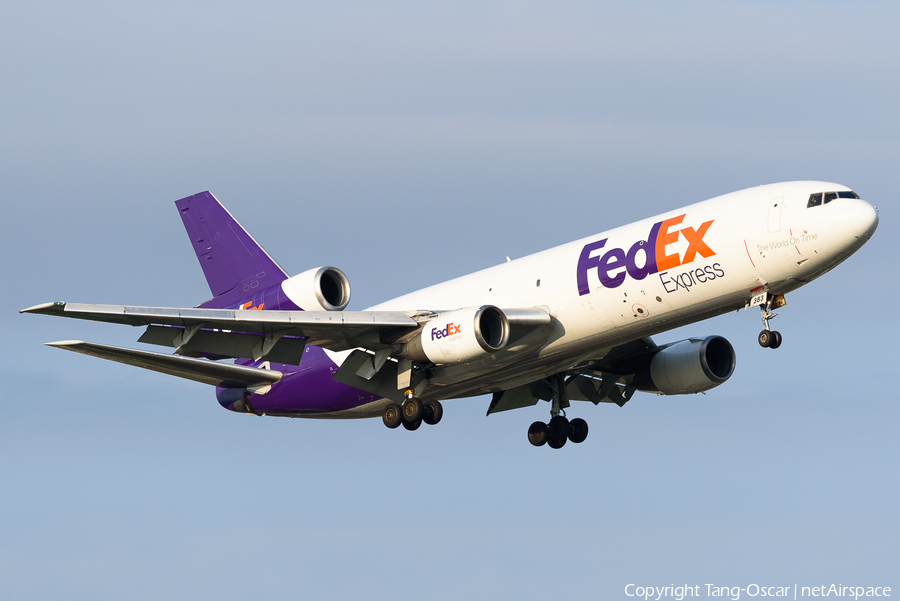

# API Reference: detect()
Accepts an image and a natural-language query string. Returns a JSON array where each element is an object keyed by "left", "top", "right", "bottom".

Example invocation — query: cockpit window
[{"left": 808, "top": 190, "right": 859, "bottom": 208}]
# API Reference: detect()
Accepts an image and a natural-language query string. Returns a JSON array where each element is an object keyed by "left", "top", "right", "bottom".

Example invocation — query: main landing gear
[
  {"left": 527, "top": 374, "right": 589, "bottom": 449},
  {"left": 527, "top": 413, "right": 589, "bottom": 449},
  {"left": 382, "top": 395, "right": 443, "bottom": 432},
  {"left": 757, "top": 294, "right": 786, "bottom": 349}
]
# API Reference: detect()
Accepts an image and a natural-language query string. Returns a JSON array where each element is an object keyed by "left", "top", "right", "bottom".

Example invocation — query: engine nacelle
[
  {"left": 642, "top": 335, "right": 736, "bottom": 395},
  {"left": 406, "top": 306, "right": 510, "bottom": 364},
  {"left": 281, "top": 266, "right": 351, "bottom": 311}
]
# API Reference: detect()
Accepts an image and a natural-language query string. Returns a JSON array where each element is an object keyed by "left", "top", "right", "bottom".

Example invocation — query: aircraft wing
[
  {"left": 21, "top": 301, "right": 419, "bottom": 352},
  {"left": 45, "top": 340, "right": 283, "bottom": 388}
]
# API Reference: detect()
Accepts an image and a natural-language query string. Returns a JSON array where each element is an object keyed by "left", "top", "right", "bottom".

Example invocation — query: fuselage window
[
  {"left": 808, "top": 193, "right": 823, "bottom": 207},
  {"left": 838, "top": 191, "right": 860, "bottom": 199},
  {"left": 823, "top": 192, "right": 838, "bottom": 204}
]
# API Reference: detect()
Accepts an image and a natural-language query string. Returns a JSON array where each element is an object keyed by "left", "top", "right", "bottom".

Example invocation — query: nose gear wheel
[{"left": 757, "top": 296, "right": 784, "bottom": 349}]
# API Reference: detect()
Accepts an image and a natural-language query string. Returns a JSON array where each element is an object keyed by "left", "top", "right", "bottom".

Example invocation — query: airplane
[{"left": 21, "top": 181, "right": 879, "bottom": 448}]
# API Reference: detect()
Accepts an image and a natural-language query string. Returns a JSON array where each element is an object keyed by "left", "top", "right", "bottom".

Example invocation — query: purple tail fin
[{"left": 176, "top": 192, "right": 288, "bottom": 308}]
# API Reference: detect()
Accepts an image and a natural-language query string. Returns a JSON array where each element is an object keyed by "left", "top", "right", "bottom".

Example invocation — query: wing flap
[
  {"left": 331, "top": 350, "right": 406, "bottom": 403},
  {"left": 22, "top": 302, "right": 419, "bottom": 351},
  {"left": 138, "top": 325, "right": 307, "bottom": 364},
  {"left": 45, "top": 340, "right": 283, "bottom": 388},
  {"left": 485, "top": 385, "right": 542, "bottom": 415},
  {"left": 23, "top": 302, "right": 556, "bottom": 360}
]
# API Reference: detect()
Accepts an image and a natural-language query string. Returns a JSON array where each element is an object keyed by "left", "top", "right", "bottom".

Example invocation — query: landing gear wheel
[
  {"left": 528, "top": 421, "right": 548, "bottom": 447},
  {"left": 547, "top": 415, "right": 569, "bottom": 449},
  {"left": 548, "top": 415, "right": 569, "bottom": 441},
  {"left": 758, "top": 330, "right": 772, "bottom": 348},
  {"left": 770, "top": 331, "right": 783, "bottom": 349},
  {"left": 422, "top": 400, "right": 443, "bottom": 425},
  {"left": 548, "top": 434, "right": 567, "bottom": 449},
  {"left": 568, "top": 418, "right": 589, "bottom": 444},
  {"left": 402, "top": 397, "right": 423, "bottom": 422},
  {"left": 402, "top": 417, "right": 422, "bottom": 431},
  {"left": 383, "top": 403, "right": 402, "bottom": 429}
]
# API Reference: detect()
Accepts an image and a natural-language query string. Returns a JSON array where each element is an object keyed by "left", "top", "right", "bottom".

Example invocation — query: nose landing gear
[{"left": 758, "top": 294, "right": 785, "bottom": 349}]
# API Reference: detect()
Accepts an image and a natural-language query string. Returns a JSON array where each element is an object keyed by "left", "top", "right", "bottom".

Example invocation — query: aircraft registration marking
[{"left": 749, "top": 289, "right": 767, "bottom": 308}]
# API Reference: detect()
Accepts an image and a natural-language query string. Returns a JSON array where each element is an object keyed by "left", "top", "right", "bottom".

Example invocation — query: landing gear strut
[
  {"left": 758, "top": 294, "right": 785, "bottom": 349},
  {"left": 527, "top": 373, "right": 589, "bottom": 449},
  {"left": 382, "top": 393, "right": 442, "bottom": 432}
]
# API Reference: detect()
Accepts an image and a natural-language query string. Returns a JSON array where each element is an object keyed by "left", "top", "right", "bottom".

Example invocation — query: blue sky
[{"left": 2, "top": 2, "right": 897, "bottom": 599}]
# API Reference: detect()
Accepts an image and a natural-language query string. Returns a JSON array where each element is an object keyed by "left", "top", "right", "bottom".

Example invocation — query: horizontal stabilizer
[{"left": 45, "top": 340, "right": 283, "bottom": 388}]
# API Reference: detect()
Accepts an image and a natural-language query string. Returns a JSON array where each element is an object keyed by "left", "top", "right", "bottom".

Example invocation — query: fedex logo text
[
  {"left": 577, "top": 214, "right": 715, "bottom": 294},
  {"left": 431, "top": 323, "right": 461, "bottom": 340}
]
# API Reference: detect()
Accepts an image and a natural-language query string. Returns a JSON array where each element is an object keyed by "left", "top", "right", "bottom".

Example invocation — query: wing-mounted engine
[
  {"left": 404, "top": 305, "right": 510, "bottom": 364},
  {"left": 331, "top": 305, "right": 552, "bottom": 403},
  {"left": 280, "top": 266, "right": 351, "bottom": 311},
  {"left": 489, "top": 335, "right": 734, "bottom": 449},
  {"left": 637, "top": 335, "right": 736, "bottom": 394},
  {"left": 557, "top": 335, "right": 736, "bottom": 410}
]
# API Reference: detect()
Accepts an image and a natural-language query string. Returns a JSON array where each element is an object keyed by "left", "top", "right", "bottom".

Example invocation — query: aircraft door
[{"left": 748, "top": 196, "right": 797, "bottom": 282}]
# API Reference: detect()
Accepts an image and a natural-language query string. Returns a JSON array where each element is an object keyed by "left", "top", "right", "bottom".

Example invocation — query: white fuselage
[{"left": 365, "top": 181, "right": 878, "bottom": 399}]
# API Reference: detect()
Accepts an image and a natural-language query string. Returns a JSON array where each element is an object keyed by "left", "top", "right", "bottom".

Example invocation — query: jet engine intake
[
  {"left": 640, "top": 335, "right": 736, "bottom": 395},
  {"left": 405, "top": 305, "right": 510, "bottom": 364},
  {"left": 281, "top": 266, "right": 351, "bottom": 311}
]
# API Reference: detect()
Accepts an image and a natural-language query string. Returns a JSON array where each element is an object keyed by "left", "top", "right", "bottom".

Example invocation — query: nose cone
[
  {"left": 831, "top": 198, "right": 879, "bottom": 241},
  {"left": 852, "top": 201, "right": 879, "bottom": 239}
]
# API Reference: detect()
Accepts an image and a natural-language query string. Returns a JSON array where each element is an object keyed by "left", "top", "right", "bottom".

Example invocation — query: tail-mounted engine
[
  {"left": 639, "top": 335, "right": 736, "bottom": 395},
  {"left": 404, "top": 305, "right": 510, "bottom": 364},
  {"left": 281, "top": 266, "right": 351, "bottom": 311}
]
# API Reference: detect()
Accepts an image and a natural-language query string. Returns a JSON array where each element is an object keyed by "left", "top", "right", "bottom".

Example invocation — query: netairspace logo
[{"left": 624, "top": 584, "right": 891, "bottom": 600}]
